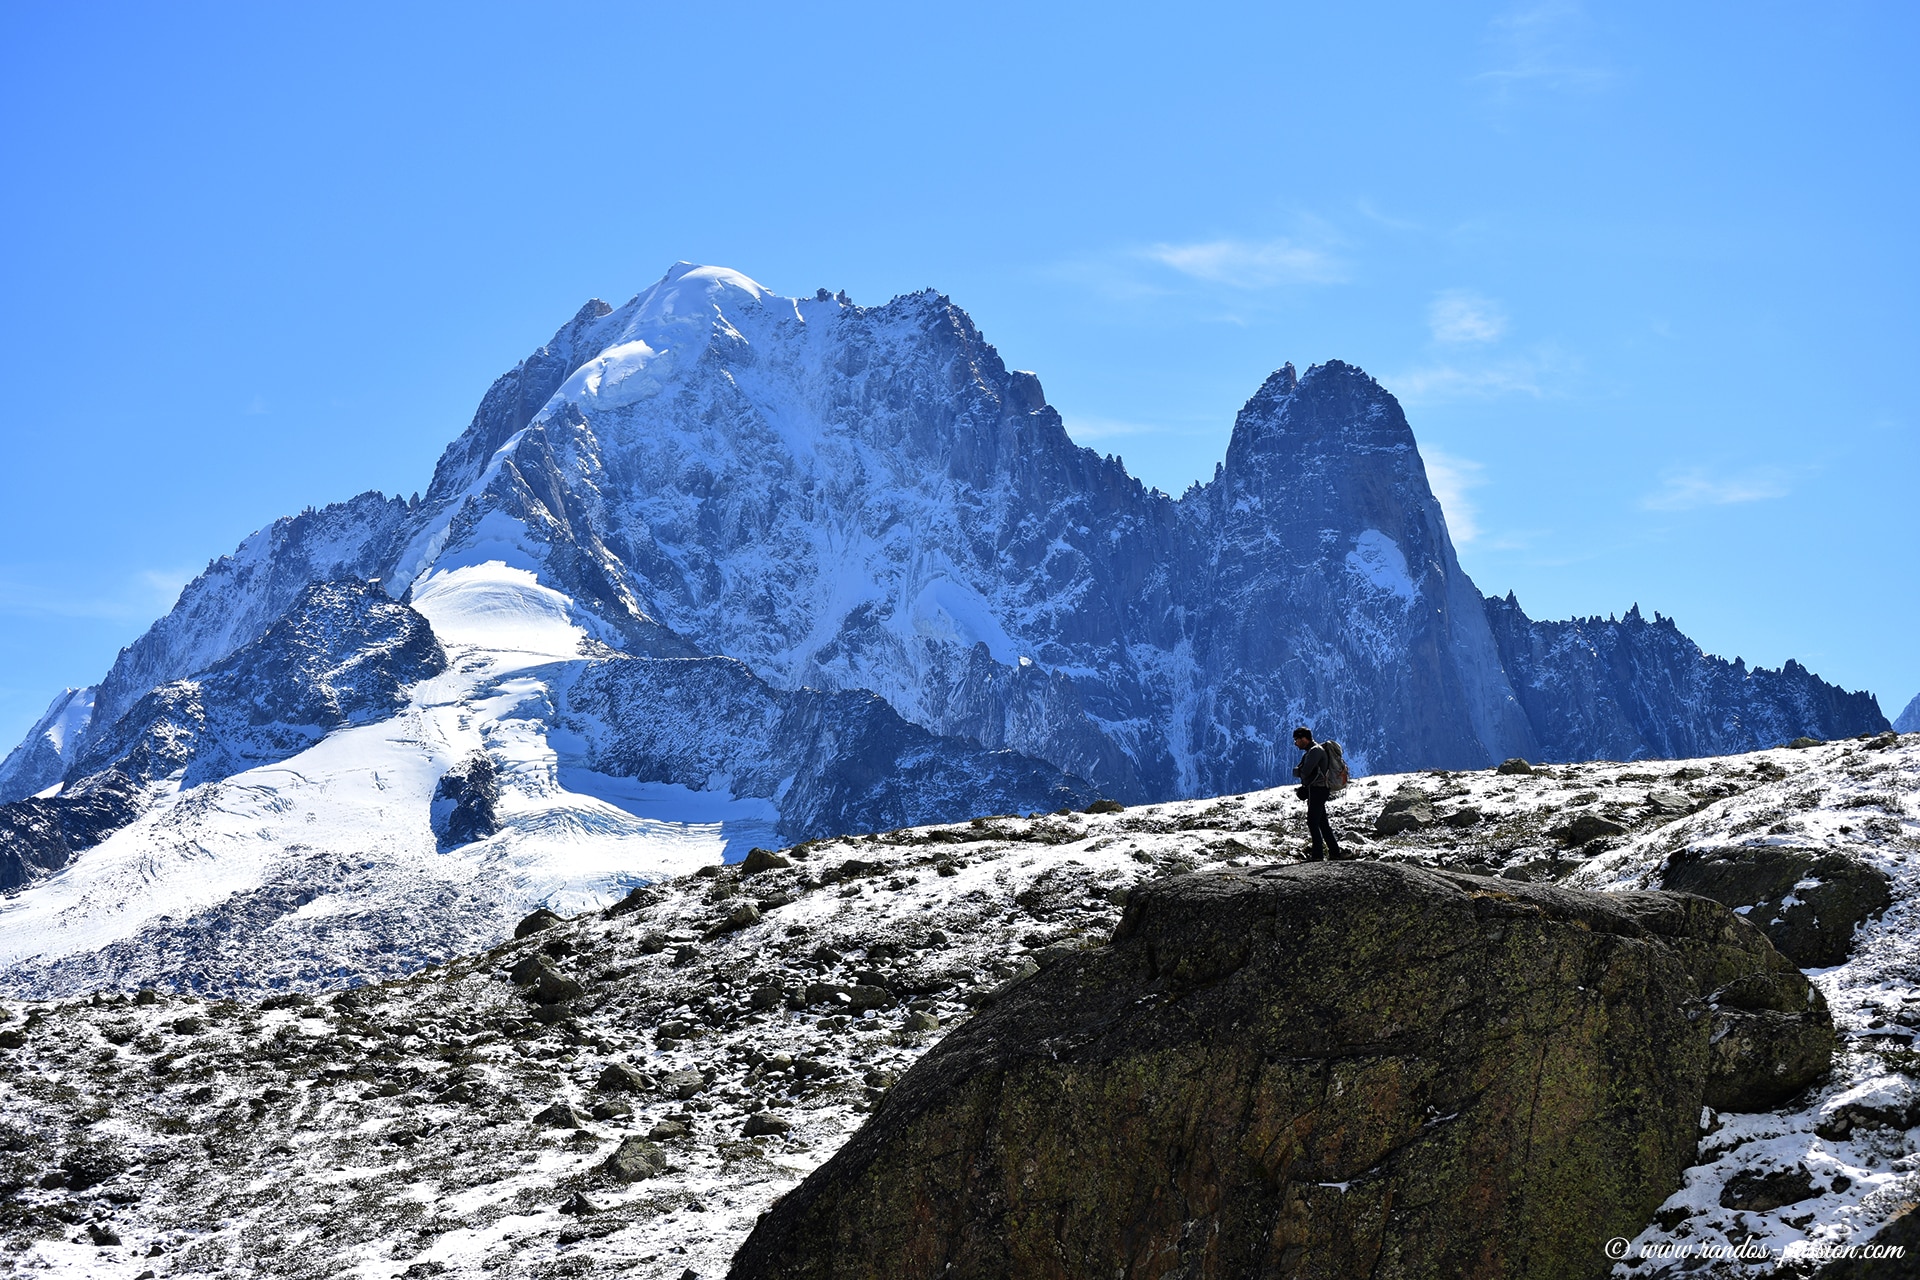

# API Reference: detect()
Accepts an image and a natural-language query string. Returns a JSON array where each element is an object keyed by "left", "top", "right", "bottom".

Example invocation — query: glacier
[{"left": 0, "top": 262, "right": 1888, "bottom": 995}]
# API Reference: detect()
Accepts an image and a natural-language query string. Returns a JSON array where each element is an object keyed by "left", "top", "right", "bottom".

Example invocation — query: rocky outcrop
[
  {"left": 1483, "top": 597, "right": 1888, "bottom": 762},
  {"left": 1660, "top": 846, "right": 1892, "bottom": 967},
  {"left": 731, "top": 863, "right": 1832, "bottom": 1280}
]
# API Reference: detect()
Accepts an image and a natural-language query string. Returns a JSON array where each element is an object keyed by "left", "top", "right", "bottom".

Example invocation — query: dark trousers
[{"left": 1305, "top": 785, "right": 1340, "bottom": 859}]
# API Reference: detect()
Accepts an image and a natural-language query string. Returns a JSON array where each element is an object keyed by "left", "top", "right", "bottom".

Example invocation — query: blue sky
[{"left": 1, "top": 1, "right": 1914, "bottom": 748}]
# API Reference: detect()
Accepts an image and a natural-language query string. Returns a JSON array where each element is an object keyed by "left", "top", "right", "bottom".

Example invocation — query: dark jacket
[{"left": 1293, "top": 743, "right": 1331, "bottom": 789}]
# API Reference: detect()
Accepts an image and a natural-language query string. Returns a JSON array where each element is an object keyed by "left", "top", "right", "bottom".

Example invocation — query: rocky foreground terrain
[{"left": 1, "top": 732, "right": 1915, "bottom": 1278}]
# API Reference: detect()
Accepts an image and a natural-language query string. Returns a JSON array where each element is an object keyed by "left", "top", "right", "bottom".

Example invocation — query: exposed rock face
[
  {"left": 1660, "top": 846, "right": 1893, "bottom": 968},
  {"left": 731, "top": 863, "right": 1832, "bottom": 1280},
  {"left": 432, "top": 753, "right": 500, "bottom": 847},
  {"left": 1482, "top": 596, "right": 1887, "bottom": 762}
]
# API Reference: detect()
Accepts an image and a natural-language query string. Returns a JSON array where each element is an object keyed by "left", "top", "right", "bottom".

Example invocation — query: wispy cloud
[
  {"left": 1640, "top": 468, "right": 1790, "bottom": 512},
  {"left": 1429, "top": 290, "right": 1507, "bottom": 344},
  {"left": 1140, "top": 237, "right": 1346, "bottom": 288},
  {"left": 1422, "top": 448, "right": 1487, "bottom": 544},
  {"left": 0, "top": 567, "right": 196, "bottom": 624},
  {"left": 1061, "top": 416, "right": 1171, "bottom": 443},
  {"left": 1390, "top": 362, "right": 1544, "bottom": 403},
  {"left": 1477, "top": 0, "right": 1615, "bottom": 101}
]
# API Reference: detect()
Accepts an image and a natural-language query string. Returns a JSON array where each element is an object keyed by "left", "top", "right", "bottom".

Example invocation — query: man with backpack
[{"left": 1291, "top": 726, "right": 1347, "bottom": 861}]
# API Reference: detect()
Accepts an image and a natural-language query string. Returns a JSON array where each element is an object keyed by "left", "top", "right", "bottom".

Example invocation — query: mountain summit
[{"left": 0, "top": 264, "right": 1885, "bottom": 994}]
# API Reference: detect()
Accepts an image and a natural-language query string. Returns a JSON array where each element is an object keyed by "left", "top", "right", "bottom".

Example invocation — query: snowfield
[{"left": 0, "top": 732, "right": 1914, "bottom": 1278}]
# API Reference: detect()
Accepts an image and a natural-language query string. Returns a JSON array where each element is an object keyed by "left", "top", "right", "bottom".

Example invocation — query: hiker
[{"left": 1291, "top": 726, "right": 1345, "bottom": 861}]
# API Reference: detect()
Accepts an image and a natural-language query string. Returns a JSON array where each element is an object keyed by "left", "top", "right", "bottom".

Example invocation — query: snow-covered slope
[{"left": 1, "top": 733, "right": 1913, "bottom": 1279}]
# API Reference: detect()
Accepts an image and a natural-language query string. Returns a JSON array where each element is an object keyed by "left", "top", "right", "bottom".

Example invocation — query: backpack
[{"left": 1322, "top": 741, "right": 1350, "bottom": 792}]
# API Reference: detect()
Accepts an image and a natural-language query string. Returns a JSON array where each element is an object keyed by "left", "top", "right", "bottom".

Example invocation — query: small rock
[
  {"left": 1495, "top": 758, "right": 1534, "bottom": 775},
  {"left": 1442, "top": 808, "right": 1482, "bottom": 828},
  {"left": 863, "top": 1070, "right": 896, "bottom": 1089},
  {"left": 1551, "top": 813, "right": 1627, "bottom": 845},
  {"left": 601, "top": 1137, "right": 667, "bottom": 1182},
  {"left": 673, "top": 944, "right": 701, "bottom": 966},
  {"left": 749, "top": 984, "right": 787, "bottom": 1010},
  {"left": 741, "top": 847, "right": 793, "bottom": 875},
  {"left": 1084, "top": 799, "right": 1125, "bottom": 814},
  {"left": 1786, "top": 737, "right": 1822, "bottom": 749},
  {"left": 590, "top": 1098, "right": 633, "bottom": 1121},
  {"left": 806, "top": 982, "right": 851, "bottom": 1007},
  {"left": 848, "top": 985, "right": 895, "bottom": 1012},
  {"left": 596, "top": 1063, "right": 653, "bottom": 1094},
  {"left": 1719, "top": 1165, "right": 1816, "bottom": 1211},
  {"left": 638, "top": 932, "right": 669, "bottom": 954},
  {"left": 1375, "top": 801, "right": 1436, "bottom": 837},
  {"left": 662, "top": 1069, "right": 706, "bottom": 1100},
  {"left": 533, "top": 1102, "right": 588, "bottom": 1130},
  {"left": 903, "top": 1010, "right": 940, "bottom": 1032},
  {"left": 810, "top": 945, "right": 843, "bottom": 965},
  {"left": 925, "top": 931, "right": 949, "bottom": 947},
  {"left": 514, "top": 908, "right": 564, "bottom": 939},
  {"left": 743, "top": 1112, "right": 793, "bottom": 1136},
  {"left": 86, "top": 1223, "right": 121, "bottom": 1246},
  {"left": 559, "top": 1191, "right": 600, "bottom": 1216},
  {"left": 648, "top": 1120, "right": 690, "bottom": 1140},
  {"left": 1646, "top": 788, "right": 1690, "bottom": 813},
  {"left": 716, "top": 902, "right": 763, "bottom": 933}
]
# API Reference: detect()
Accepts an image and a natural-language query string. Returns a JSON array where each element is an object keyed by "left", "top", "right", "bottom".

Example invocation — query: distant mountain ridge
[{"left": 0, "top": 264, "right": 1887, "bottom": 994}]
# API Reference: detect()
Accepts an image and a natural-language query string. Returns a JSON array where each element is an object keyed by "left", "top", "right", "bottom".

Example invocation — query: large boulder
[
  {"left": 1659, "top": 845, "right": 1892, "bottom": 967},
  {"left": 731, "top": 863, "right": 1831, "bottom": 1280}
]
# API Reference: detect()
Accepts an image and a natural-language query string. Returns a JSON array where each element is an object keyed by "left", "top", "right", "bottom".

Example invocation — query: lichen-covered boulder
[{"left": 730, "top": 862, "right": 1831, "bottom": 1280}]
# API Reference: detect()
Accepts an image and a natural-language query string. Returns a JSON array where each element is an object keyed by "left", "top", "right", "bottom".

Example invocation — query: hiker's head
[{"left": 1293, "top": 727, "right": 1313, "bottom": 748}]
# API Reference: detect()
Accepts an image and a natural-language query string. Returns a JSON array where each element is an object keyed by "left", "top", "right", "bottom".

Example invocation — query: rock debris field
[{"left": 2, "top": 732, "right": 1916, "bottom": 1279}]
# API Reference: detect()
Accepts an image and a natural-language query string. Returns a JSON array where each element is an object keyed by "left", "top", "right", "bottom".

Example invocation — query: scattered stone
[
  {"left": 903, "top": 1011, "right": 939, "bottom": 1032},
  {"left": 925, "top": 932, "right": 949, "bottom": 948},
  {"left": 601, "top": 1138, "right": 668, "bottom": 1182},
  {"left": 86, "top": 1222, "right": 122, "bottom": 1246},
  {"left": 810, "top": 945, "right": 843, "bottom": 965},
  {"left": 713, "top": 902, "right": 763, "bottom": 934},
  {"left": 1551, "top": 812, "right": 1628, "bottom": 844},
  {"left": 744, "top": 1112, "right": 793, "bottom": 1137},
  {"left": 1374, "top": 789, "right": 1436, "bottom": 836},
  {"left": 662, "top": 1069, "right": 706, "bottom": 1100},
  {"left": 806, "top": 983, "right": 851, "bottom": 1008},
  {"left": 1646, "top": 788, "right": 1691, "bottom": 813},
  {"left": 638, "top": 932, "right": 669, "bottom": 954},
  {"left": 648, "top": 1120, "right": 690, "bottom": 1141},
  {"left": 559, "top": 1192, "right": 600, "bottom": 1216},
  {"left": 1495, "top": 758, "right": 1535, "bottom": 775},
  {"left": 1787, "top": 737, "right": 1823, "bottom": 749},
  {"left": 847, "top": 985, "right": 895, "bottom": 1012},
  {"left": 596, "top": 1063, "right": 654, "bottom": 1094},
  {"left": 590, "top": 1099, "right": 633, "bottom": 1121},
  {"left": 533, "top": 1102, "right": 588, "bottom": 1130},
  {"left": 514, "top": 907, "right": 564, "bottom": 939},
  {"left": 749, "top": 984, "right": 787, "bottom": 1010},
  {"left": 741, "top": 847, "right": 793, "bottom": 875},
  {"left": 1442, "top": 807, "right": 1482, "bottom": 828},
  {"left": 673, "top": 945, "right": 701, "bottom": 966},
  {"left": 1084, "top": 799, "right": 1125, "bottom": 814}
]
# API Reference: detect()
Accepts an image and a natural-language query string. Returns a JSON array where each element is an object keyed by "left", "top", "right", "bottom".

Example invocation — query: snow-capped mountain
[
  {"left": 0, "top": 264, "right": 1887, "bottom": 995},
  {"left": 1896, "top": 694, "right": 1920, "bottom": 734}
]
